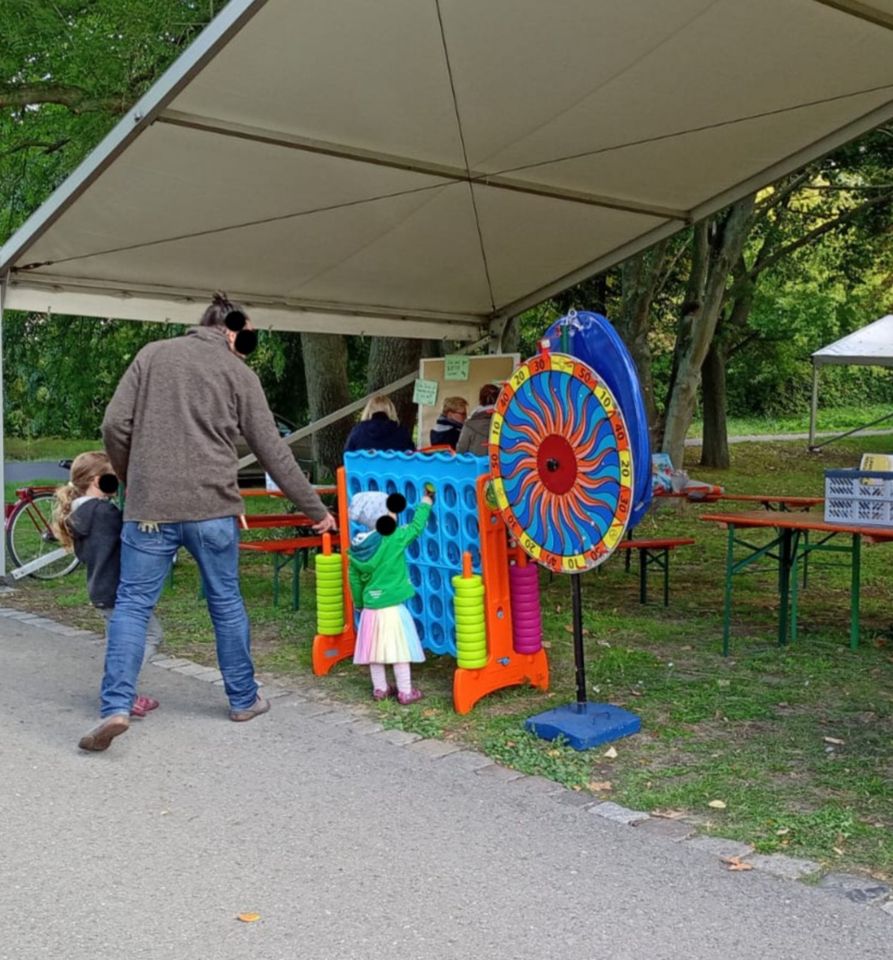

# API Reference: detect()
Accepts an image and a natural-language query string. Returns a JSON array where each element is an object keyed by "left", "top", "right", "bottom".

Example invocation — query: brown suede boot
[
  {"left": 229, "top": 696, "right": 271, "bottom": 722},
  {"left": 78, "top": 715, "right": 130, "bottom": 752}
]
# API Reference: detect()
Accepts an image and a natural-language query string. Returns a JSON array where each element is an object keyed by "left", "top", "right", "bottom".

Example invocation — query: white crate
[{"left": 824, "top": 469, "right": 893, "bottom": 527}]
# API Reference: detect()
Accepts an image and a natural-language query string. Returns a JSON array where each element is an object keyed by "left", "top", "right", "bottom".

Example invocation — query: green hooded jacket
[{"left": 348, "top": 501, "right": 432, "bottom": 610}]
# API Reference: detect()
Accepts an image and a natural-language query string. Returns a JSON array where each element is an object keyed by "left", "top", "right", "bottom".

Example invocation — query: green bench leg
[
  {"left": 722, "top": 525, "right": 735, "bottom": 657},
  {"left": 850, "top": 533, "right": 861, "bottom": 650}
]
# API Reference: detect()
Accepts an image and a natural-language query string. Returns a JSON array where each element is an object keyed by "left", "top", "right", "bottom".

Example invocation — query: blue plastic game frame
[{"left": 343, "top": 450, "right": 489, "bottom": 657}]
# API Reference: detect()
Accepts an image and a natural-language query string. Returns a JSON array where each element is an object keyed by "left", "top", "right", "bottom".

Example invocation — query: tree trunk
[
  {"left": 300, "top": 332, "right": 353, "bottom": 477},
  {"left": 365, "top": 336, "right": 426, "bottom": 430},
  {"left": 661, "top": 196, "right": 755, "bottom": 469},
  {"left": 699, "top": 271, "right": 755, "bottom": 469},
  {"left": 699, "top": 341, "right": 729, "bottom": 468},
  {"left": 615, "top": 242, "right": 668, "bottom": 441}
]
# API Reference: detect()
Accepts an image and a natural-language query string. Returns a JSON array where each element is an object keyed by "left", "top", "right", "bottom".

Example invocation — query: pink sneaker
[
  {"left": 372, "top": 685, "right": 397, "bottom": 702},
  {"left": 396, "top": 688, "right": 423, "bottom": 706}
]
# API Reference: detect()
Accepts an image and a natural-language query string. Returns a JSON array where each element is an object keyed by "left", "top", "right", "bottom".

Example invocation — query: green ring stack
[
  {"left": 452, "top": 573, "right": 487, "bottom": 669},
  {"left": 315, "top": 553, "right": 345, "bottom": 635}
]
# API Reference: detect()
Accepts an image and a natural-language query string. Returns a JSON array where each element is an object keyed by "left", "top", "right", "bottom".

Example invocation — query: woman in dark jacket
[
  {"left": 344, "top": 395, "right": 415, "bottom": 453},
  {"left": 428, "top": 396, "right": 468, "bottom": 450}
]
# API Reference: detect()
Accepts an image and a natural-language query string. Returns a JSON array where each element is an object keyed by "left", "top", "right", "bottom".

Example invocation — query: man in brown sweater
[{"left": 79, "top": 294, "right": 336, "bottom": 752}]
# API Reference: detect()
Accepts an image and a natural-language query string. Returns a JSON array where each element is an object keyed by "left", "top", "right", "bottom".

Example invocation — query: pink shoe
[
  {"left": 131, "top": 695, "right": 160, "bottom": 717},
  {"left": 372, "top": 685, "right": 397, "bottom": 702},
  {"left": 396, "top": 688, "right": 423, "bottom": 706}
]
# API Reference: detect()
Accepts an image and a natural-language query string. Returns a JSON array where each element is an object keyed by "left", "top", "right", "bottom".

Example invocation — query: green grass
[
  {"left": 689, "top": 403, "right": 893, "bottom": 439},
  {"left": 4, "top": 436, "right": 98, "bottom": 461},
  {"left": 5, "top": 433, "right": 893, "bottom": 879}
]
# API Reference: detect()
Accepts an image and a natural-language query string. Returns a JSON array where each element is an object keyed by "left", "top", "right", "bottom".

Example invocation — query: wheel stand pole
[{"left": 571, "top": 572, "right": 587, "bottom": 705}]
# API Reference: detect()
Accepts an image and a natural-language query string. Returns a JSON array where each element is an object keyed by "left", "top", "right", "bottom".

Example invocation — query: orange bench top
[
  {"left": 239, "top": 533, "right": 341, "bottom": 554},
  {"left": 617, "top": 537, "right": 695, "bottom": 550}
]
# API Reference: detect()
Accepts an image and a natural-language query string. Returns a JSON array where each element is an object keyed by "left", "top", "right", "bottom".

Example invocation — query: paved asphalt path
[
  {"left": 3, "top": 460, "right": 69, "bottom": 484},
  {"left": 0, "top": 615, "right": 888, "bottom": 960}
]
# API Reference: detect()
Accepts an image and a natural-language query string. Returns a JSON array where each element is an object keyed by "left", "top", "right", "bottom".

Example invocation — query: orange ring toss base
[
  {"left": 452, "top": 475, "right": 549, "bottom": 715},
  {"left": 312, "top": 467, "right": 356, "bottom": 675}
]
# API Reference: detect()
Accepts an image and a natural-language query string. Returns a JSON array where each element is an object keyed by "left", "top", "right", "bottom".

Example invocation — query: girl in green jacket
[{"left": 348, "top": 489, "right": 433, "bottom": 704}]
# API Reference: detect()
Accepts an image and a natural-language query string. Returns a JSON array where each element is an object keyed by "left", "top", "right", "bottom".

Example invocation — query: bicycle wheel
[{"left": 6, "top": 492, "right": 80, "bottom": 579}]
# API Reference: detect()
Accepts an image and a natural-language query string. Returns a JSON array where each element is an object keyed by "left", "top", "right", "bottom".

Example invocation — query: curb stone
[
  {"left": 633, "top": 817, "right": 698, "bottom": 842},
  {"left": 347, "top": 719, "right": 384, "bottom": 735},
  {"left": 379, "top": 729, "right": 422, "bottom": 746},
  {"left": 7, "top": 607, "right": 893, "bottom": 921},
  {"left": 438, "top": 750, "right": 493, "bottom": 773},
  {"left": 475, "top": 763, "right": 525, "bottom": 782},
  {"left": 818, "top": 873, "right": 891, "bottom": 904},
  {"left": 153, "top": 657, "right": 192, "bottom": 670},
  {"left": 746, "top": 854, "right": 821, "bottom": 880},
  {"left": 685, "top": 836, "right": 754, "bottom": 860},
  {"left": 406, "top": 738, "right": 462, "bottom": 759},
  {"left": 590, "top": 801, "right": 650, "bottom": 825}
]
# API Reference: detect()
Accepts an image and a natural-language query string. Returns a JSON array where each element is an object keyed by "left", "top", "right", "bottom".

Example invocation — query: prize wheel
[{"left": 488, "top": 351, "right": 633, "bottom": 573}]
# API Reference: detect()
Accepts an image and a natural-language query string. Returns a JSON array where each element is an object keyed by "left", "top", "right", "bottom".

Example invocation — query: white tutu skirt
[{"left": 353, "top": 604, "right": 425, "bottom": 665}]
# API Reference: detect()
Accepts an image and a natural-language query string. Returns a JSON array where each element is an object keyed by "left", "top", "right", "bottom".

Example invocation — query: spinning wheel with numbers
[{"left": 488, "top": 349, "right": 633, "bottom": 573}]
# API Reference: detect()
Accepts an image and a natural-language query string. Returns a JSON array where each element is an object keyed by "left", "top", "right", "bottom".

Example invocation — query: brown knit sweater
[{"left": 102, "top": 326, "right": 327, "bottom": 523}]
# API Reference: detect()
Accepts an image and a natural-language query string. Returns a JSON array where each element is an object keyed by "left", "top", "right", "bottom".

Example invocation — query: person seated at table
[
  {"left": 344, "top": 395, "right": 415, "bottom": 454},
  {"left": 428, "top": 396, "right": 468, "bottom": 450},
  {"left": 456, "top": 383, "right": 500, "bottom": 456}
]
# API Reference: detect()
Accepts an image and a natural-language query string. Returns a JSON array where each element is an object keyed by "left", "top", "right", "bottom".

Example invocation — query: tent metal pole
[
  {"left": 0, "top": 274, "right": 7, "bottom": 576},
  {"left": 237, "top": 335, "right": 488, "bottom": 470},
  {"left": 809, "top": 362, "right": 819, "bottom": 449}
]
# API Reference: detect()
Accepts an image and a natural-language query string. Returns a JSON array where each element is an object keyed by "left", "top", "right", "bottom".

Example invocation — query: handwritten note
[
  {"left": 444, "top": 355, "right": 470, "bottom": 381},
  {"left": 412, "top": 378, "right": 439, "bottom": 406}
]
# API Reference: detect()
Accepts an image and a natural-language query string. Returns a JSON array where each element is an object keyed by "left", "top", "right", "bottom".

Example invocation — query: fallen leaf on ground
[
  {"left": 708, "top": 799, "right": 727, "bottom": 810},
  {"left": 603, "top": 746, "right": 618, "bottom": 759},
  {"left": 589, "top": 780, "right": 613, "bottom": 792},
  {"left": 721, "top": 856, "right": 753, "bottom": 872},
  {"left": 652, "top": 809, "right": 686, "bottom": 820},
  {"left": 237, "top": 913, "right": 261, "bottom": 923}
]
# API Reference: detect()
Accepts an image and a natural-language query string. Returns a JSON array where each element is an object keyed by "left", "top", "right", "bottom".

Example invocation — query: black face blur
[
  {"left": 98, "top": 473, "right": 119, "bottom": 495},
  {"left": 234, "top": 328, "right": 258, "bottom": 355}
]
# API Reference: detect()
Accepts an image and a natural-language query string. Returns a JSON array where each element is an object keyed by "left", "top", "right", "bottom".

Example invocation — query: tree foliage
[{"left": 4, "top": 2, "right": 893, "bottom": 458}]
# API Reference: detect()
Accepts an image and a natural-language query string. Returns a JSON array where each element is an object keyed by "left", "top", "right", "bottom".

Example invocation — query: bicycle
[{"left": 5, "top": 459, "right": 80, "bottom": 579}]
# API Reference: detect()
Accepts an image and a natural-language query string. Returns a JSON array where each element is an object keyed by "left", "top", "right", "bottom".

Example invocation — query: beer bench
[
  {"left": 239, "top": 533, "right": 342, "bottom": 609},
  {"left": 617, "top": 537, "right": 696, "bottom": 606}
]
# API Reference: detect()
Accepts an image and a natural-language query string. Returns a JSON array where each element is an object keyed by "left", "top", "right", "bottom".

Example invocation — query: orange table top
[
  {"left": 240, "top": 485, "right": 337, "bottom": 498},
  {"left": 656, "top": 490, "right": 824, "bottom": 507},
  {"left": 700, "top": 510, "right": 893, "bottom": 540},
  {"left": 242, "top": 513, "right": 316, "bottom": 529}
]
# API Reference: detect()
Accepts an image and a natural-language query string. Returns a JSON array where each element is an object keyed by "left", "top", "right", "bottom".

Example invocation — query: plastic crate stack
[{"left": 824, "top": 469, "right": 893, "bottom": 527}]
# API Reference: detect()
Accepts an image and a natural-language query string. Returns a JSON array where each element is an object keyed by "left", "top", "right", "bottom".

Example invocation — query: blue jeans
[{"left": 101, "top": 517, "right": 257, "bottom": 717}]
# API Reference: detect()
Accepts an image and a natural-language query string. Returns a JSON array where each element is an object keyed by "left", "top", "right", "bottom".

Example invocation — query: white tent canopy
[
  {"left": 3, "top": 0, "right": 893, "bottom": 340},
  {"left": 809, "top": 314, "right": 893, "bottom": 446},
  {"left": 812, "top": 314, "right": 893, "bottom": 366},
  {"left": 4, "top": 0, "right": 893, "bottom": 572}
]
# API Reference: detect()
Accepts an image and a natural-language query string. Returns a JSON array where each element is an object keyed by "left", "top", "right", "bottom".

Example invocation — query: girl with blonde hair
[
  {"left": 344, "top": 393, "right": 415, "bottom": 454},
  {"left": 54, "top": 451, "right": 163, "bottom": 718}
]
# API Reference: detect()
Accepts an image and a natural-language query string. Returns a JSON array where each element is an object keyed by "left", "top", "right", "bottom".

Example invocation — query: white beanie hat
[{"left": 349, "top": 491, "right": 390, "bottom": 530}]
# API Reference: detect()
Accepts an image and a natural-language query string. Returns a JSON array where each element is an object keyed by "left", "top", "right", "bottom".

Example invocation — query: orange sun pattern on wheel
[{"left": 488, "top": 351, "right": 633, "bottom": 573}]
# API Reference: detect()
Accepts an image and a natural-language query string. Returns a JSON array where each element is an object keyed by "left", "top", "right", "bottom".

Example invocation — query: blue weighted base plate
[{"left": 525, "top": 702, "right": 641, "bottom": 751}]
